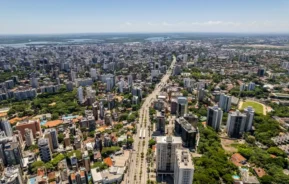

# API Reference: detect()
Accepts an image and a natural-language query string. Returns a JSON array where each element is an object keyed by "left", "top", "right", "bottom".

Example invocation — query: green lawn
[{"left": 240, "top": 101, "right": 264, "bottom": 115}]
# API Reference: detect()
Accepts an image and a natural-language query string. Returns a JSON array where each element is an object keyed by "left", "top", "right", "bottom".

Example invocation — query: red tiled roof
[
  {"left": 231, "top": 153, "right": 246, "bottom": 167},
  {"left": 254, "top": 167, "right": 266, "bottom": 178},
  {"left": 104, "top": 157, "right": 113, "bottom": 167}
]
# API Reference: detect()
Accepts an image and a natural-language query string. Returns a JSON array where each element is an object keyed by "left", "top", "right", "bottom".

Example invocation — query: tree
[
  {"left": 29, "top": 144, "right": 39, "bottom": 151},
  {"left": 127, "top": 114, "right": 136, "bottom": 123},
  {"left": 127, "top": 137, "right": 134, "bottom": 147},
  {"left": 267, "top": 147, "right": 287, "bottom": 157},
  {"left": 31, "top": 161, "right": 45, "bottom": 172},
  {"left": 92, "top": 162, "right": 108, "bottom": 171},
  {"left": 50, "top": 153, "right": 65, "bottom": 166},
  {"left": 101, "top": 146, "right": 121, "bottom": 157},
  {"left": 58, "top": 133, "right": 64, "bottom": 143},
  {"left": 148, "top": 139, "right": 156, "bottom": 148},
  {"left": 182, "top": 90, "right": 189, "bottom": 97},
  {"left": 89, "top": 131, "right": 96, "bottom": 138},
  {"left": 51, "top": 113, "right": 59, "bottom": 120},
  {"left": 119, "top": 113, "right": 128, "bottom": 121}
]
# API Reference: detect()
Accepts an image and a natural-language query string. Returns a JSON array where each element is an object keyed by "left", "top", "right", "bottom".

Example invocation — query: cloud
[
  {"left": 147, "top": 22, "right": 157, "bottom": 26},
  {"left": 125, "top": 22, "right": 132, "bottom": 26},
  {"left": 162, "top": 21, "right": 174, "bottom": 26},
  {"left": 191, "top": 21, "right": 241, "bottom": 26}
]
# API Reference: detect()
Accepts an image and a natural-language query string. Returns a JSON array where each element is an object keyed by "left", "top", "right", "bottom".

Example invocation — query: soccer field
[{"left": 240, "top": 101, "right": 264, "bottom": 115}]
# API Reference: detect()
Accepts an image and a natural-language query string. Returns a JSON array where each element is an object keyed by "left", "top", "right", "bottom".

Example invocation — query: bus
[
  {"left": 142, "top": 129, "right": 146, "bottom": 139},
  {"left": 139, "top": 129, "right": 143, "bottom": 139}
]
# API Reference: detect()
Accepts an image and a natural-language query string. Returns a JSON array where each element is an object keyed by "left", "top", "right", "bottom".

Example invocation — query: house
[
  {"left": 231, "top": 153, "right": 247, "bottom": 167},
  {"left": 254, "top": 168, "right": 266, "bottom": 178}
]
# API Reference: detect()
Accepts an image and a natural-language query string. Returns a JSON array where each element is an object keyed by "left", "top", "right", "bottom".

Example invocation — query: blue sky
[{"left": 0, "top": 0, "right": 289, "bottom": 34}]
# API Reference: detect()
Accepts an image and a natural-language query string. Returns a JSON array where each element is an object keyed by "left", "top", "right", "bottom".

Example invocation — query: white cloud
[
  {"left": 162, "top": 21, "right": 173, "bottom": 26},
  {"left": 125, "top": 22, "right": 132, "bottom": 26},
  {"left": 191, "top": 21, "right": 241, "bottom": 26}
]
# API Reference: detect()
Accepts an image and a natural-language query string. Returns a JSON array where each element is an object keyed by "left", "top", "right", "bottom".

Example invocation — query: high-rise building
[
  {"left": 66, "top": 81, "right": 74, "bottom": 91},
  {"left": 77, "top": 86, "right": 84, "bottom": 103},
  {"left": 38, "top": 138, "right": 52, "bottom": 162},
  {"left": 248, "top": 82, "right": 256, "bottom": 91},
  {"left": 226, "top": 110, "right": 247, "bottom": 138},
  {"left": 92, "top": 102, "right": 99, "bottom": 120},
  {"left": 1, "top": 166, "right": 23, "bottom": 184},
  {"left": 197, "top": 88, "right": 206, "bottom": 101},
  {"left": 13, "top": 130, "right": 24, "bottom": 149},
  {"left": 156, "top": 111, "right": 165, "bottom": 134},
  {"left": 99, "top": 102, "right": 104, "bottom": 119},
  {"left": 30, "top": 76, "right": 38, "bottom": 88},
  {"left": 127, "top": 74, "right": 133, "bottom": 86},
  {"left": 174, "top": 117, "right": 197, "bottom": 148},
  {"left": 207, "top": 105, "right": 223, "bottom": 131},
  {"left": 244, "top": 106, "right": 254, "bottom": 132},
  {"left": 83, "top": 151, "right": 91, "bottom": 173},
  {"left": 177, "top": 97, "right": 188, "bottom": 117},
  {"left": 16, "top": 120, "right": 42, "bottom": 139},
  {"left": 106, "top": 77, "right": 114, "bottom": 92},
  {"left": 69, "top": 70, "right": 76, "bottom": 82},
  {"left": 174, "top": 149, "right": 194, "bottom": 184},
  {"left": 257, "top": 68, "right": 265, "bottom": 77},
  {"left": 170, "top": 98, "right": 178, "bottom": 114},
  {"left": 44, "top": 128, "right": 59, "bottom": 152},
  {"left": 24, "top": 128, "right": 34, "bottom": 147},
  {"left": 132, "top": 84, "right": 142, "bottom": 99},
  {"left": 156, "top": 136, "right": 182, "bottom": 175},
  {"left": 173, "top": 65, "right": 181, "bottom": 76},
  {"left": 240, "top": 83, "right": 246, "bottom": 91},
  {"left": 219, "top": 93, "right": 232, "bottom": 112},
  {"left": 0, "top": 119, "right": 13, "bottom": 137},
  {"left": 183, "top": 113, "right": 198, "bottom": 128},
  {"left": 4, "top": 142, "right": 22, "bottom": 166},
  {"left": 90, "top": 68, "right": 97, "bottom": 80},
  {"left": 118, "top": 79, "right": 124, "bottom": 93}
]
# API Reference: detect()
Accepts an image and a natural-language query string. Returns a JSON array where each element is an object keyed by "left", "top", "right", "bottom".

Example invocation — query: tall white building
[
  {"left": 118, "top": 79, "right": 124, "bottom": 93},
  {"left": 69, "top": 70, "right": 76, "bottom": 82},
  {"left": 207, "top": 105, "right": 223, "bottom": 131},
  {"left": 127, "top": 74, "right": 133, "bottom": 86},
  {"left": 226, "top": 110, "right": 246, "bottom": 138},
  {"left": 219, "top": 93, "right": 232, "bottom": 112},
  {"left": 24, "top": 128, "right": 34, "bottom": 147},
  {"left": 90, "top": 68, "right": 97, "bottom": 80},
  {"left": 1, "top": 166, "right": 23, "bottom": 184},
  {"left": 106, "top": 77, "right": 114, "bottom": 92},
  {"left": 244, "top": 106, "right": 254, "bottom": 131},
  {"left": 77, "top": 86, "right": 84, "bottom": 103},
  {"left": 174, "top": 149, "right": 194, "bottom": 184},
  {"left": 183, "top": 78, "right": 195, "bottom": 88},
  {"left": 30, "top": 76, "right": 38, "bottom": 88},
  {"left": 156, "top": 136, "right": 182, "bottom": 176}
]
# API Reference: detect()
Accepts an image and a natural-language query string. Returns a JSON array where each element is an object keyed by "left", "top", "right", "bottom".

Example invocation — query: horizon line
[{"left": 1, "top": 31, "right": 289, "bottom": 36}]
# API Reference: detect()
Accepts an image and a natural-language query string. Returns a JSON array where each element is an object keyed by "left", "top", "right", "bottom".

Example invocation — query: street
[{"left": 124, "top": 56, "right": 176, "bottom": 184}]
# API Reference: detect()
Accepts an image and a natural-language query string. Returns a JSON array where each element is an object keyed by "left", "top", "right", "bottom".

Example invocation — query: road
[{"left": 124, "top": 55, "right": 176, "bottom": 184}]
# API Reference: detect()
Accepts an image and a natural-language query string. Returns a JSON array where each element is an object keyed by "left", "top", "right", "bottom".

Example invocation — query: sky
[{"left": 0, "top": 0, "right": 289, "bottom": 34}]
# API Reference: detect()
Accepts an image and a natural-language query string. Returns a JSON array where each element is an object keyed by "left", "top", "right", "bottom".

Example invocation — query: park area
[{"left": 239, "top": 100, "right": 265, "bottom": 115}]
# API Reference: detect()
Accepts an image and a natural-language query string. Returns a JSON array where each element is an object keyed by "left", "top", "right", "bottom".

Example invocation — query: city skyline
[{"left": 1, "top": 0, "right": 289, "bottom": 34}]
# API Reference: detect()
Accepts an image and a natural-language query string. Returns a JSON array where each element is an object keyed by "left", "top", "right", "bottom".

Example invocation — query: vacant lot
[{"left": 240, "top": 101, "right": 264, "bottom": 115}]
